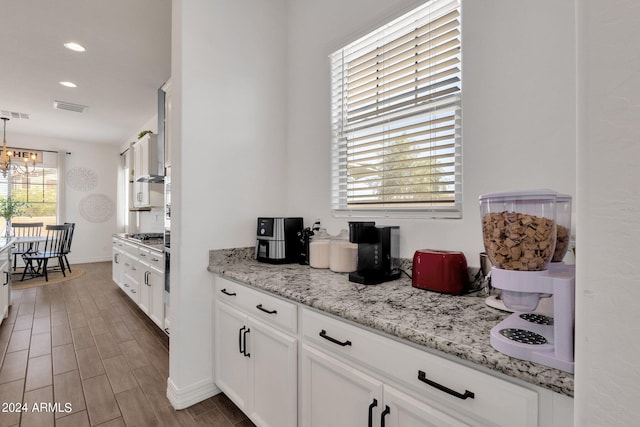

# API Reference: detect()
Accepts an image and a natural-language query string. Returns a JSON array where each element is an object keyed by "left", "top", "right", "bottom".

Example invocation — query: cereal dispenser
[{"left": 479, "top": 190, "right": 575, "bottom": 373}]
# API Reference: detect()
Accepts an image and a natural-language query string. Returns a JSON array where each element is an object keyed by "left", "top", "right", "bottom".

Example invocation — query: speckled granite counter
[
  {"left": 113, "top": 233, "right": 165, "bottom": 252},
  {"left": 208, "top": 248, "right": 574, "bottom": 397}
]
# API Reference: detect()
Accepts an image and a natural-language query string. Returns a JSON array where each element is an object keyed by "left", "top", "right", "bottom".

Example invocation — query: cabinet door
[
  {"left": 112, "top": 248, "right": 122, "bottom": 287},
  {"left": 112, "top": 241, "right": 125, "bottom": 289},
  {"left": 138, "top": 269, "right": 151, "bottom": 315},
  {"left": 133, "top": 137, "right": 149, "bottom": 180},
  {"left": 383, "top": 385, "right": 470, "bottom": 427},
  {"left": 215, "top": 301, "right": 250, "bottom": 410},
  {"left": 248, "top": 317, "right": 297, "bottom": 427},
  {"left": 122, "top": 254, "right": 140, "bottom": 304},
  {"left": 133, "top": 181, "right": 150, "bottom": 207},
  {"left": 147, "top": 267, "right": 165, "bottom": 328},
  {"left": 0, "top": 257, "right": 9, "bottom": 321},
  {"left": 301, "top": 344, "right": 383, "bottom": 427}
]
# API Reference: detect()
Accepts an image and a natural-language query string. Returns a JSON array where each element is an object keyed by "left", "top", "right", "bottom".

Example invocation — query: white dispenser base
[{"left": 490, "top": 266, "right": 575, "bottom": 373}]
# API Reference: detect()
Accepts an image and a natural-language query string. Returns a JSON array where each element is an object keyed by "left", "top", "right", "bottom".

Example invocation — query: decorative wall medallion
[
  {"left": 66, "top": 167, "right": 98, "bottom": 191},
  {"left": 79, "top": 194, "right": 114, "bottom": 223}
]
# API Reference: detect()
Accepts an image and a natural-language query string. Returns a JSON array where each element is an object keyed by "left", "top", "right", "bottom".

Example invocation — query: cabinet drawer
[
  {"left": 215, "top": 276, "right": 297, "bottom": 334},
  {"left": 136, "top": 247, "right": 164, "bottom": 270},
  {"left": 302, "top": 308, "right": 538, "bottom": 427},
  {"left": 137, "top": 247, "right": 151, "bottom": 261},
  {"left": 124, "top": 242, "right": 138, "bottom": 256},
  {"left": 113, "top": 237, "right": 126, "bottom": 249},
  {"left": 147, "top": 250, "right": 164, "bottom": 270}
]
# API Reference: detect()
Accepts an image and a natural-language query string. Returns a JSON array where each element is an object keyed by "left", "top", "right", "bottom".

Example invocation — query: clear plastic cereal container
[
  {"left": 479, "top": 190, "right": 557, "bottom": 271},
  {"left": 552, "top": 194, "right": 572, "bottom": 262}
]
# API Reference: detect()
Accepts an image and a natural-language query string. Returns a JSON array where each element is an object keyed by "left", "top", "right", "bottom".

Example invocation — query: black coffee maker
[{"left": 348, "top": 222, "right": 401, "bottom": 285}]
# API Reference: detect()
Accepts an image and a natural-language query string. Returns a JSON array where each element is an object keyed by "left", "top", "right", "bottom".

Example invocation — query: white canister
[
  {"left": 329, "top": 230, "right": 358, "bottom": 273},
  {"left": 309, "top": 230, "right": 330, "bottom": 269}
]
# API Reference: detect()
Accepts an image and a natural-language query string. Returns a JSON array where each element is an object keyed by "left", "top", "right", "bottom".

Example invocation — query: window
[
  {"left": 330, "top": 0, "right": 462, "bottom": 218},
  {"left": 0, "top": 149, "right": 59, "bottom": 229}
]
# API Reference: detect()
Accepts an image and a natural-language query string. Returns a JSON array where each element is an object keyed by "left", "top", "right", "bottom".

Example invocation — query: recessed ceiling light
[
  {"left": 64, "top": 42, "right": 86, "bottom": 52},
  {"left": 59, "top": 81, "right": 77, "bottom": 88}
]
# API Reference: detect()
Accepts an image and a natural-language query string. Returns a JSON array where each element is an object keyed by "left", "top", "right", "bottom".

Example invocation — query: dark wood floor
[{"left": 0, "top": 261, "right": 253, "bottom": 427}]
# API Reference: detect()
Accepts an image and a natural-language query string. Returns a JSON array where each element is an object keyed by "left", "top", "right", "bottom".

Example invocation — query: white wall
[
  {"left": 286, "top": 0, "right": 577, "bottom": 265},
  {"left": 170, "top": 0, "right": 579, "bottom": 409},
  {"left": 171, "top": 1, "right": 640, "bottom": 423},
  {"left": 10, "top": 132, "right": 119, "bottom": 263},
  {"left": 575, "top": 1, "right": 640, "bottom": 425},
  {"left": 169, "top": 0, "right": 289, "bottom": 408}
]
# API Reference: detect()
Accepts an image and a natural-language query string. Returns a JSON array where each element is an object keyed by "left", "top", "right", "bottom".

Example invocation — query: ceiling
[{"left": 0, "top": 0, "right": 172, "bottom": 146}]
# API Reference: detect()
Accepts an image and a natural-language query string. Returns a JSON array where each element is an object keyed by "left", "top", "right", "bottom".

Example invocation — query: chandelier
[{"left": 1, "top": 117, "right": 37, "bottom": 178}]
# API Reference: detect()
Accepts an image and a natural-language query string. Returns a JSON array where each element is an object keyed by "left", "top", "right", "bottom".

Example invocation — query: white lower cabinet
[
  {"left": 213, "top": 276, "right": 573, "bottom": 427},
  {"left": 0, "top": 245, "right": 11, "bottom": 323},
  {"left": 122, "top": 252, "right": 140, "bottom": 304},
  {"left": 383, "top": 383, "right": 470, "bottom": 427},
  {"left": 216, "top": 302, "right": 250, "bottom": 409},
  {"left": 138, "top": 247, "right": 165, "bottom": 329},
  {"left": 301, "top": 344, "right": 468, "bottom": 427},
  {"left": 111, "top": 238, "right": 125, "bottom": 289},
  {"left": 214, "top": 279, "right": 297, "bottom": 427},
  {"left": 111, "top": 237, "right": 165, "bottom": 331},
  {"left": 301, "top": 344, "right": 383, "bottom": 426}
]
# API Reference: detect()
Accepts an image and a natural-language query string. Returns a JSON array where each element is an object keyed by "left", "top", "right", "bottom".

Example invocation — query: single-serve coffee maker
[
  {"left": 348, "top": 222, "right": 401, "bottom": 285},
  {"left": 480, "top": 190, "right": 575, "bottom": 373}
]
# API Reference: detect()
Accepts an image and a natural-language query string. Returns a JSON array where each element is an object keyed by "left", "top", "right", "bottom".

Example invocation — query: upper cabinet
[{"left": 132, "top": 133, "right": 163, "bottom": 208}]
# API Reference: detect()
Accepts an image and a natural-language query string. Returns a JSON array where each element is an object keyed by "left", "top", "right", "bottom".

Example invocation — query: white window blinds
[{"left": 330, "top": 0, "right": 462, "bottom": 218}]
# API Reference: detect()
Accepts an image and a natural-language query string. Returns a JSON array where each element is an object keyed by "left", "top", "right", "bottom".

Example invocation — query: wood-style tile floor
[{"left": 0, "top": 261, "right": 254, "bottom": 427}]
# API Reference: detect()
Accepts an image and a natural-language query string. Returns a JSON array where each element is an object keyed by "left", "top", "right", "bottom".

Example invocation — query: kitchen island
[{"left": 208, "top": 247, "right": 573, "bottom": 398}]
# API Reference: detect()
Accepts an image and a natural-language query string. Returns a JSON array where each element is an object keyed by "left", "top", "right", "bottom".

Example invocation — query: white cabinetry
[
  {"left": 301, "top": 308, "right": 538, "bottom": 427},
  {"left": 212, "top": 275, "right": 573, "bottom": 427},
  {"left": 137, "top": 247, "right": 165, "bottom": 328},
  {"left": 214, "top": 277, "right": 297, "bottom": 427},
  {"left": 133, "top": 133, "right": 156, "bottom": 181},
  {"left": 122, "top": 251, "right": 140, "bottom": 304},
  {"left": 111, "top": 237, "right": 165, "bottom": 331},
  {"left": 111, "top": 237, "right": 125, "bottom": 288},
  {"left": 302, "top": 345, "right": 467, "bottom": 427},
  {"left": 131, "top": 133, "right": 163, "bottom": 208},
  {"left": 0, "top": 244, "right": 11, "bottom": 324}
]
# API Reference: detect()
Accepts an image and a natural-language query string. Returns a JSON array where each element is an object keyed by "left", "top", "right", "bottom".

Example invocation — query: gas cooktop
[{"left": 129, "top": 232, "right": 164, "bottom": 241}]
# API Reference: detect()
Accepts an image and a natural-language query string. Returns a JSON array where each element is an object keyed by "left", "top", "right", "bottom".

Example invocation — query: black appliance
[
  {"left": 255, "top": 217, "right": 303, "bottom": 263},
  {"left": 348, "top": 221, "right": 401, "bottom": 285}
]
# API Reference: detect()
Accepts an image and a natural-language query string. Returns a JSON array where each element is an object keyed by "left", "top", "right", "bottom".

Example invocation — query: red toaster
[{"left": 412, "top": 250, "right": 470, "bottom": 295}]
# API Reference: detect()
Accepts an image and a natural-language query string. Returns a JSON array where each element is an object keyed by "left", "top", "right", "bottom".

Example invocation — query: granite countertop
[
  {"left": 113, "top": 233, "right": 165, "bottom": 252},
  {"left": 207, "top": 248, "right": 574, "bottom": 397}
]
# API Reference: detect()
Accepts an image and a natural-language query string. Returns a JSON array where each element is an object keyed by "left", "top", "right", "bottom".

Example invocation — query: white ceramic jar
[
  {"left": 329, "top": 230, "right": 358, "bottom": 273},
  {"left": 309, "top": 229, "right": 330, "bottom": 269}
]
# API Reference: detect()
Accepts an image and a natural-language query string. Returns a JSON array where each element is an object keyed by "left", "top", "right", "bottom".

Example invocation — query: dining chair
[
  {"left": 11, "top": 222, "right": 44, "bottom": 271},
  {"left": 21, "top": 224, "right": 72, "bottom": 282},
  {"left": 62, "top": 222, "right": 76, "bottom": 272}
]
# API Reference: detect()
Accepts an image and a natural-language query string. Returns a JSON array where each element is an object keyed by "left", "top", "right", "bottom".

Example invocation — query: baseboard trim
[{"left": 166, "top": 377, "right": 220, "bottom": 410}]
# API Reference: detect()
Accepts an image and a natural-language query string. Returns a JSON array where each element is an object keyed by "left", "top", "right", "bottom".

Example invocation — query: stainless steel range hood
[
  {"left": 136, "top": 87, "right": 167, "bottom": 183},
  {"left": 136, "top": 173, "right": 164, "bottom": 183},
  {"left": 135, "top": 134, "right": 165, "bottom": 182}
]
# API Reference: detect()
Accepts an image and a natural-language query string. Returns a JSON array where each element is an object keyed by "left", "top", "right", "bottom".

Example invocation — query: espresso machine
[
  {"left": 480, "top": 191, "right": 575, "bottom": 373},
  {"left": 347, "top": 222, "right": 401, "bottom": 285}
]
